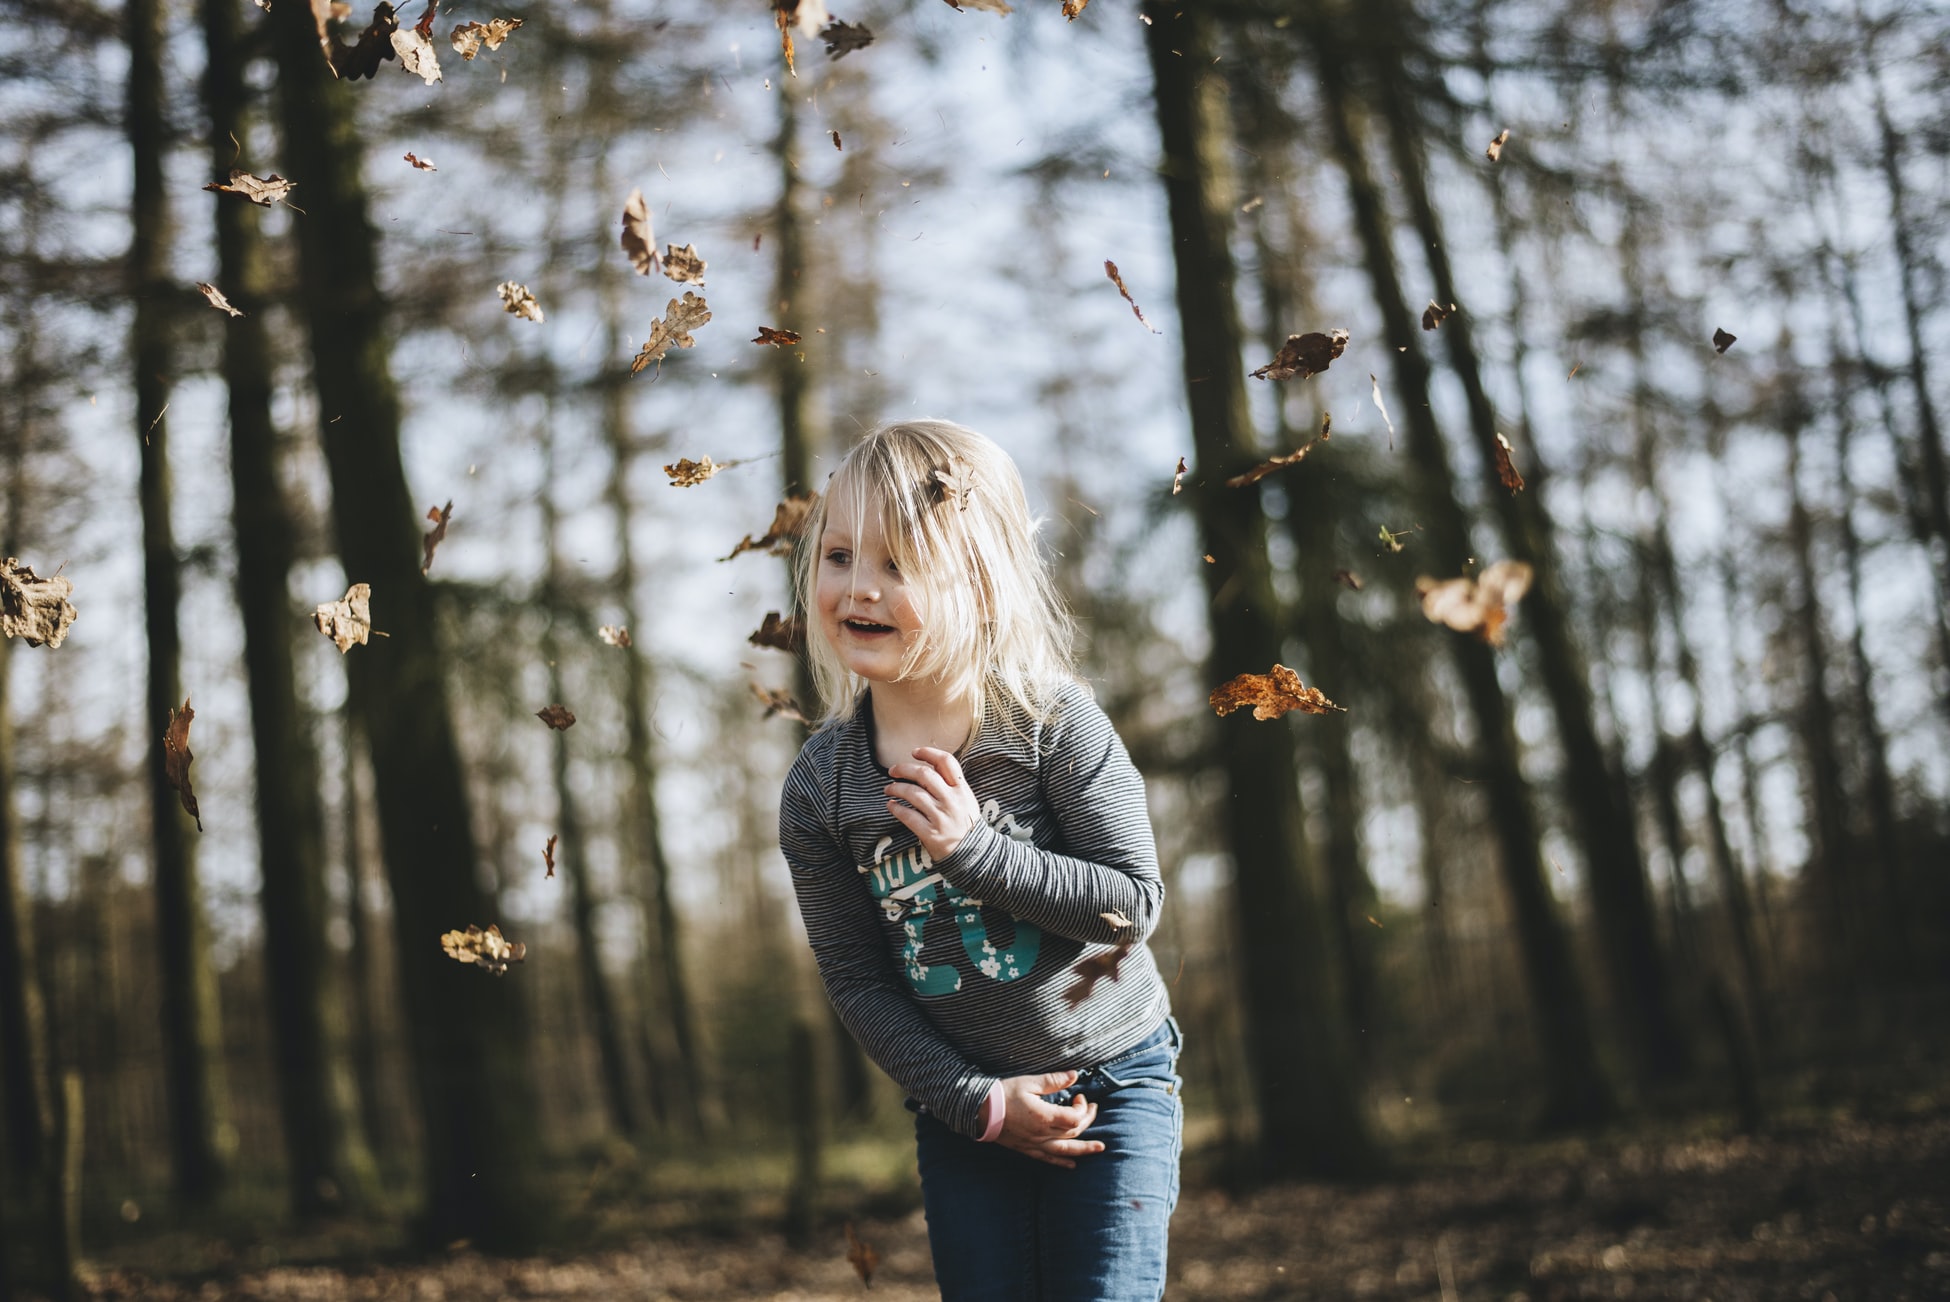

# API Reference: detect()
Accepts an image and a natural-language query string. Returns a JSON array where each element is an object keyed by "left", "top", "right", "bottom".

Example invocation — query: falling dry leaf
[
  {"left": 1333, "top": 569, "right": 1363, "bottom": 591},
  {"left": 1492, "top": 433, "right": 1526, "bottom": 494},
  {"left": 421, "top": 501, "right": 452, "bottom": 574},
  {"left": 723, "top": 493, "right": 815, "bottom": 561},
  {"left": 621, "top": 188, "right": 658, "bottom": 276},
  {"left": 1104, "top": 260, "right": 1161, "bottom": 334},
  {"left": 844, "top": 1223, "right": 880, "bottom": 1287},
  {"left": 632, "top": 292, "right": 712, "bottom": 374},
  {"left": 497, "top": 281, "right": 544, "bottom": 322},
  {"left": 753, "top": 326, "right": 802, "bottom": 347},
  {"left": 163, "top": 697, "right": 202, "bottom": 831},
  {"left": 1251, "top": 329, "right": 1347, "bottom": 381},
  {"left": 1422, "top": 300, "right": 1455, "bottom": 331},
  {"left": 1172, "top": 456, "right": 1188, "bottom": 495},
  {"left": 821, "top": 18, "right": 872, "bottom": 57},
  {"left": 664, "top": 456, "right": 719, "bottom": 487},
  {"left": 943, "top": 0, "right": 1013, "bottom": 12},
  {"left": 1227, "top": 413, "right": 1330, "bottom": 488},
  {"left": 390, "top": 26, "right": 441, "bottom": 83},
  {"left": 404, "top": 151, "right": 436, "bottom": 171},
  {"left": 203, "top": 170, "right": 297, "bottom": 207},
  {"left": 440, "top": 924, "right": 527, "bottom": 976},
  {"left": 930, "top": 457, "right": 973, "bottom": 510},
  {"left": 1369, "top": 373, "right": 1396, "bottom": 449},
  {"left": 195, "top": 283, "right": 243, "bottom": 318},
  {"left": 412, "top": 0, "right": 434, "bottom": 38},
  {"left": 1063, "top": 0, "right": 1089, "bottom": 16},
  {"left": 313, "top": 583, "right": 372, "bottom": 653},
  {"left": 1378, "top": 524, "right": 1411, "bottom": 554},
  {"left": 598, "top": 624, "right": 632, "bottom": 648},
  {"left": 753, "top": 682, "right": 810, "bottom": 724},
  {"left": 662, "top": 243, "right": 707, "bottom": 286},
  {"left": 1064, "top": 937, "right": 1134, "bottom": 1007},
  {"left": 830, "top": 129, "right": 843, "bottom": 151},
  {"left": 1416, "top": 559, "right": 1534, "bottom": 647},
  {"left": 1486, "top": 128, "right": 1510, "bottom": 162},
  {"left": 749, "top": 611, "right": 806, "bottom": 653},
  {"left": 542, "top": 834, "right": 557, "bottom": 880},
  {"left": 330, "top": 4, "right": 398, "bottom": 80},
  {"left": 1713, "top": 327, "right": 1737, "bottom": 354},
  {"left": 535, "top": 704, "right": 576, "bottom": 730},
  {"left": 451, "top": 16, "right": 521, "bottom": 60},
  {"left": 0, "top": 558, "right": 78, "bottom": 649},
  {"left": 1209, "top": 663, "right": 1344, "bottom": 721}
]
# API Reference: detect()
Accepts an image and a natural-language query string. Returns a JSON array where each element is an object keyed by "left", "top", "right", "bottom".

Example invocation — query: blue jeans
[{"left": 914, "top": 1018, "right": 1184, "bottom": 1302}]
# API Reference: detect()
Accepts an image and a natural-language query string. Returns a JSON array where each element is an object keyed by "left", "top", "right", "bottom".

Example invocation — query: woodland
[{"left": 0, "top": 0, "right": 1947, "bottom": 1298}]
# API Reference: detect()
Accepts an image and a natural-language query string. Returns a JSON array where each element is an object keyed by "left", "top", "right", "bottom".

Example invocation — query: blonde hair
[{"left": 798, "top": 419, "right": 1077, "bottom": 738}]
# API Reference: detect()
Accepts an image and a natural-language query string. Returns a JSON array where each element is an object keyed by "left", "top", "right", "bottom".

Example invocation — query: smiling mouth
[{"left": 842, "top": 618, "right": 895, "bottom": 634}]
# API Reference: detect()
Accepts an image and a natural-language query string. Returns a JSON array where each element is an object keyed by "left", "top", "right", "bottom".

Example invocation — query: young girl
[{"left": 779, "top": 420, "right": 1181, "bottom": 1301}]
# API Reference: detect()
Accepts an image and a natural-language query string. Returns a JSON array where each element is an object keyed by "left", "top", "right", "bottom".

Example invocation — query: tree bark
[
  {"left": 267, "top": 4, "right": 544, "bottom": 1246},
  {"left": 1144, "top": 0, "right": 1380, "bottom": 1178}
]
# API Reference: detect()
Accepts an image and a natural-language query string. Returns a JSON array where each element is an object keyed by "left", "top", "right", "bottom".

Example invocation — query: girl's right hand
[{"left": 994, "top": 1071, "right": 1104, "bottom": 1168}]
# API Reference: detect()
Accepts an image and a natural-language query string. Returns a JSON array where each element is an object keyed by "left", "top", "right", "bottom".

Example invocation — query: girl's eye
[{"left": 825, "top": 550, "right": 850, "bottom": 566}]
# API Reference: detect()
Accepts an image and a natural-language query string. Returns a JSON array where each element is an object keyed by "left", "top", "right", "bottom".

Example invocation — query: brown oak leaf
[
  {"left": 535, "top": 704, "right": 576, "bottom": 730},
  {"left": 1713, "top": 327, "right": 1736, "bottom": 354},
  {"left": 662, "top": 243, "right": 706, "bottom": 286},
  {"left": 329, "top": 3, "right": 399, "bottom": 80},
  {"left": 163, "top": 697, "right": 202, "bottom": 831},
  {"left": 1064, "top": 936, "right": 1134, "bottom": 1007},
  {"left": 753, "top": 325, "right": 802, "bottom": 347},
  {"left": 1492, "top": 433, "right": 1525, "bottom": 494},
  {"left": 632, "top": 292, "right": 712, "bottom": 375},
  {"left": 413, "top": 0, "right": 434, "bottom": 37},
  {"left": 831, "top": 129, "right": 843, "bottom": 151},
  {"left": 844, "top": 1223, "right": 880, "bottom": 1286},
  {"left": 498, "top": 281, "right": 544, "bottom": 323},
  {"left": 930, "top": 457, "right": 973, "bottom": 510},
  {"left": 1333, "top": 569, "right": 1363, "bottom": 591},
  {"left": 1171, "top": 456, "right": 1187, "bottom": 495},
  {"left": 450, "top": 16, "right": 521, "bottom": 60},
  {"left": 421, "top": 500, "right": 452, "bottom": 574},
  {"left": 543, "top": 834, "right": 557, "bottom": 879},
  {"left": 774, "top": 0, "right": 830, "bottom": 75},
  {"left": 1251, "top": 329, "right": 1347, "bottom": 381},
  {"left": 723, "top": 492, "right": 815, "bottom": 559},
  {"left": 821, "top": 18, "right": 872, "bottom": 57},
  {"left": 1209, "top": 664, "right": 1344, "bottom": 720},
  {"left": 1063, "top": 0, "right": 1089, "bottom": 17},
  {"left": 390, "top": 26, "right": 441, "bottom": 83},
  {"left": 752, "top": 682, "right": 809, "bottom": 724},
  {"left": 440, "top": 923, "right": 527, "bottom": 975},
  {"left": 203, "top": 170, "right": 297, "bottom": 207},
  {"left": 598, "top": 624, "right": 632, "bottom": 648},
  {"left": 312, "top": 583, "right": 372, "bottom": 653},
  {"left": 404, "top": 152, "right": 437, "bottom": 170},
  {"left": 620, "top": 188, "right": 658, "bottom": 276},
  {"left": 0, "top": 558, "right": 78, "bottom": 649},
  {"left": 1227, "top": 413, "right": 1331, "bottom": 488},
  {"left": 1486, "top": 128, "right": 1510, "bottom": 162},
  {"left": 749, "top": 611, "right": 806, "bottom": 654},
  {"left": 1421, "top": 300, "right": 1455, "bottom": 331},
  {"left": 664, "top": 456, "right": 719, "bottom": 487},
  {"left": 196, "top": 283, "right": 244, "bottom": 317},
  {"left": 1104, "top": 260, "right": 1161, "bottom": 334},
  {"left": 1415, "top": 559, "right": 1534, "bottom": 647}
]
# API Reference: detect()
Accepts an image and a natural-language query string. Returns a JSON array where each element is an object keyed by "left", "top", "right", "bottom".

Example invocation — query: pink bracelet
[{"left": 977, "top": 1080, "right": 1007, "bottom": 1142}]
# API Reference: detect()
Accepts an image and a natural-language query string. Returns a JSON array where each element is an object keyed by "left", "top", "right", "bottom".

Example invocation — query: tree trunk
[
  {"left": 267, "top": 4, "right": 544, "bottom": 1246},
  {"left": 129, "top": 0, "right": 229, "bottom": 1205},
  {"left": 1306, "top": 14, "right": 1614, "bottom": 1126},
  {"left": 0, "top": 636, "right": 53, "bottom": 1207},
  {"left": 1144, "top": 0, "right": 1380, "bottom": 1179},
  {"left": 339, "top": 716, "right": 395, "bottom": 1177}
]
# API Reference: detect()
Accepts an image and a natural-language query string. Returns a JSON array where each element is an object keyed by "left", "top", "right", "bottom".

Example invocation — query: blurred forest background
[{"left": 1, "top": 0, "right": 1947, "bottom": 1297}]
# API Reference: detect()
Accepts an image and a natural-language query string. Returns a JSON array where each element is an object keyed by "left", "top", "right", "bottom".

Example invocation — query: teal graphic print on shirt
[{"left": 859, "top": 804, "right": 1042, "bottom": 996}]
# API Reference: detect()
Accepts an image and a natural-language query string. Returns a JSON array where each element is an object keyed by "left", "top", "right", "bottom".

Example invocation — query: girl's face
[{"left": 815, "top": 493, "right": 926, "bottom": 684}]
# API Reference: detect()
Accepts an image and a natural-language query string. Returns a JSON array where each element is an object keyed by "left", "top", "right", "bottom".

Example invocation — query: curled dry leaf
[
  {"left": 598, "top": 624, "right": 632, "bottom": 649},
  {"left": 1713, "top": 327, "right": 1737, "bottom": 354},
  {"left": 413, "top": 0, "right": 434, "bottom": 38},
  {"left": 313, "top": 583, "right": 372, "bottom": 653},
  {"left": 748, "top": 611, "right": 806, "bottom": 654},
  {"left": 753, "top": 325, "right": 801, "bottom": 347},
  {"left": 723, "top": 492, "right": 815, "bottom": 560},
  {"left": 203, "top": 169, "right": 297, "bottom": 207},
  {"left": 330, "top": 3, "right": 398, "bottom": 80},
  {"left": 1104, "top": 260, "right": 1161, "bottom": 334},
  {"left": 440, "top": 923, "right": 527, "bottom": 976},
  {"left": 1172, "top": 456, "right": 1187, "bottom": 495},
  {"left": 0, "top": 558, "right": 78, "bottom": 649},
  {"left": 1251, "top": 329, "right": 1348, "bottom": 381},
  {"left": 662, "top": 243, "right": 707, "bottom": 286},
  {"left": 543, "top": 834, "right": 557, "bottom": 880},
  {"left": 1063, "top": 0, "right": 1090, "bottom": 17},
  {"left": 163, "top": 697, "right": 202, "bottom": 831},
  {"left": 664, "top": 456, "right": 719, "bottom": 487},
  {"left": 451, "top": 16, "right": 521, "bottom": 60},
  {"left": 632, "top": 292, "right": 712, "bottom": 375},
  {"left": 389, "top": 26, "right": 441, "bottom": 83},
  {"left": 404, "top": 151, "right": 436, "bottom": 171},
  {"left": 773, "top": 0, "right": 828, "bottom": 74},
  {"left": 821, "top": 18, "right": 872, "bottom": 57},
  {"left": 752, "top": 682, "right": 809, "bottom": 724},
  {"left": 535, "top": 704, "right": 577, "bottom": 731},
  {"left": 1064, "top": 936, "right": 1134, "bottom": 1007},
  {"left": 844, "top": 1223, "right": 880, "bottom": 1287},
  {"left": 930, "top": 457, "right": 974, "bottom": 510},
  {"left": 1334, "top": 569, "right": 1363, "bottom": 591},
  {"left": 1415, "top": 559, "right": 1534, "bottom": 647},
  {"left": 421, "top": 500, "right": 452, "bottom": 574},
  {"left": 1369, "top": 373, "right": 1396, "bottom": 449},
  {"left": 831, "top": 129, "right": 843, "bottom": 151},
  {"left": 943, "top": 0, "right": 1014, "bottom": 13},
  {"left": 1492, "top": 433, "right": 1526, "bottom": 494},
  {"left": 620, "top": 188, "right": 658, "bottom": 276},
  {"left": 497, "top": 281, "right": 544, "bottom": 323},
  {"left": 196, "top": 283, "right": 244, "bottom": 318},
  {"left": 1486, "top": 128, "right": 1510, "bottom": 162},
  {"left": 1227, "top": 413, "right": 1330, "bottom": 488},
  {"left": 1209, "top": 663, "right": 1344, "bottom": 721},
  {"left": 1422, "top": 300, "right": 1455, "bottom": 331}
]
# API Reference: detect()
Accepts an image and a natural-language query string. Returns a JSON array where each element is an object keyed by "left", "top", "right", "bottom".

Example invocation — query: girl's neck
[{"left": 865, "top": 677, "right": 975, "bottom": 768}]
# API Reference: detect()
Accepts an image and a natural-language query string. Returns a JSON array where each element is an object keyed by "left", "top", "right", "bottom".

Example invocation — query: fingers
[
  {"left": 910, "top": 746, "right": 967, "bottom": 787},
  {"left": 886, "top": 761, "right": 958, "bottom": 810}
]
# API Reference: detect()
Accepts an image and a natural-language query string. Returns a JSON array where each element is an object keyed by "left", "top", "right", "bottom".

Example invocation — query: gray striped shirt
[{"left": 780, "top": 679, "right": 1171, "bottom": 1138}]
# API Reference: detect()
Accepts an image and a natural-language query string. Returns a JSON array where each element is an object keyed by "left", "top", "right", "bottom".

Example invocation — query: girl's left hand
[{"left": 885, "top": 746, "right": 982, "bottom": 862}]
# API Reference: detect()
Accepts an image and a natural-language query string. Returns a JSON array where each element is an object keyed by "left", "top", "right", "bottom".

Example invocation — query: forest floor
[{"left": 71, "top": 1101, "right": 1950, "bottom": 1301}]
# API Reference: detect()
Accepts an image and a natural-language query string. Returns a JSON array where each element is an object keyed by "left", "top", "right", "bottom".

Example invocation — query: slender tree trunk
[
  {"left": 129, "top": 0, "right": 230, "bottom": 1204},
  {"left": 339, "top": 717, "right": 394, "bottom": 1177},
  {"left": 268, "top": 3, "right": 544, "bottom": 1246},
  {"left": 1307, "top": 15, "right": 1613, "bottom": 1125},
  {"left": 1145, "top": 1, "right": 1380, "bottom": 1178}
]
